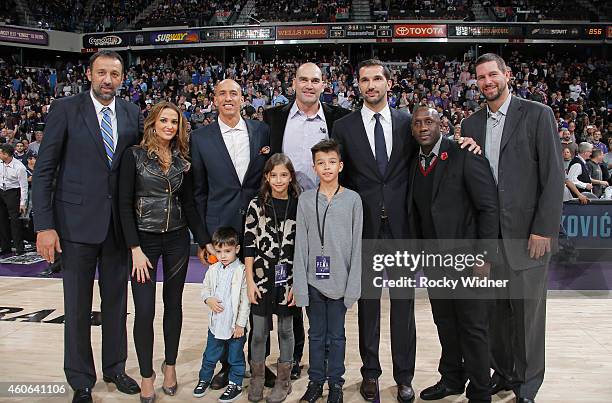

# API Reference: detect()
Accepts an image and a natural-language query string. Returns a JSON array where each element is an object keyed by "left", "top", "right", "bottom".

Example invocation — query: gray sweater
[{"left": 293, "top": 188, "right": 363, "bottom": 309}]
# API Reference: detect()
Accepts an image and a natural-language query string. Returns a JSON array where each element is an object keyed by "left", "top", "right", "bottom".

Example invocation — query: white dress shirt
[
  {"left": 567, "top": 155, "right": 590, "bottom": 189},
  {"left": 1, "top": 158, "right": 28, "bottom": 206},
  {"left": 90, "top": 91, "right": 118, "bottom": 147},
  {"left": 218, "top": 117, "right": 250, "bottom": 185},
  {"left": 283, "top": 102, "right": 327, "bottom": 190},
  {"left": 361, "top": 103, "right": 393, "bottom": 159}
]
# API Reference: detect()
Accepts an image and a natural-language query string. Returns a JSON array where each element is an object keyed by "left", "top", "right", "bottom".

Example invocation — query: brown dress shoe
[{"left": 359, "top": 378, "right": 378, "bottom": 401}]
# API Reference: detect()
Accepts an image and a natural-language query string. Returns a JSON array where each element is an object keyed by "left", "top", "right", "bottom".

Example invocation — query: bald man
[
  {"left": 263, "top": 62, "right": 350, "bottom": 380},
  {"left": 406, "top": 106, "right": 498, "bottom": 403},
  {"left": 190, "top": 79, "right": 271, "bottom": 389}
]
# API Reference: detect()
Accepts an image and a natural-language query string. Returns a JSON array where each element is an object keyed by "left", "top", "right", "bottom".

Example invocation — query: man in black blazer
[
  {"left": 461, "top": 54, "right": 564, "bottom": 403},
  {"left": 33, "top": 50, "right": 142, "bottom": 403},
  {"left": 190, "top": 78, "right": 270, "bottom": 388},
  {"left": 407, "top": 107, "right": 499, "bottom": 403},
  {"left": 332, "top": 59, "right": 417, "bottom": 403},
  {"left": 263, "top": 62, "right": 350, "bottom": 378}
]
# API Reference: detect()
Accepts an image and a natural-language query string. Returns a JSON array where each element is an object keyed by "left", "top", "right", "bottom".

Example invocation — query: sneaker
[
  {"left": 193, "top": 379, "right": 211, "bottom": 398},
  {"left": 218, "top": 383, "right": 242, "bottom": 402},
  {"left": 300, "top": 381, "right": 324, "bottom": 402},
  {"left": 327, "top": 383, "right": 343, "bottom": 403},
  {"left": 290, "top": 360, "right": 301, "bottom": 380}
]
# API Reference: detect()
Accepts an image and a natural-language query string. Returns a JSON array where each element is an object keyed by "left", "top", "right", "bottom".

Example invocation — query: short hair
[
  {"left": 356, "top": 59, "right": 391, "bottom": 81},
  {"left": 89, "top": 50, "right": 124, "bottom": 72},
  {"left": 475, "top": 53, "right": 507, "bottom": 73},
  {"left": 578, "top": 142, "right": 593, "bottom": 153},
  {"left": 311, "top": 138, "right": 341, "bottom": 162},
  {"left": 211, "top": 227, "right": 239, "bottom": 247},
  {"left": 0, "top": 143, "right": 14, "bottom": 156},
  {"left": 591, "top": 149, "right": 602, "bottom": 158}
]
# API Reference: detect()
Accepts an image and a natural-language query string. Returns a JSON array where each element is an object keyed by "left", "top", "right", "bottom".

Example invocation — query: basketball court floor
[{"left": 1, "top": 258, "right": 611, "bottom": 402}]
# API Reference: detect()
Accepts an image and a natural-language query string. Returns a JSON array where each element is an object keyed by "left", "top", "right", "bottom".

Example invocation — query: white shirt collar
[
  {"left": 361, "top": 103, "right": 391, "bottom": 124},
  {"left": 289, "top": 101, "right": 326, "bottom": 122},
  {"left": 420, "top": 135, "right": 443, "bottom": 157},
  {"left": 218, "top": 117, "right": 248, "bottom": 135},
  {"left": 3, "top": 158, "right": 16, "bottom": 167},
  {"left": 90, "top": 90, "right": 116, "bottom": 116},
  {"left": 487, "top": 92, "right": 511, "bottom": 117}
]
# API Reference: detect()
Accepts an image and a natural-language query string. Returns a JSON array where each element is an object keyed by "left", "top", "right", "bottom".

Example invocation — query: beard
[
  {"left": 482, "top": 80, "right": 507, "bottom": 102},
  {"left": 363, "top": 90, "right": 386, "bottom": 107},
  {"left": 92, "top": 84, "right": 116, "bottom": 102}
]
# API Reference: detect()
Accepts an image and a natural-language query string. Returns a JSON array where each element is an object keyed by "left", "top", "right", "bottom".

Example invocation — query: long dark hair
[{"left": 258, "top": 153, "right": 301, "bottom": 216}]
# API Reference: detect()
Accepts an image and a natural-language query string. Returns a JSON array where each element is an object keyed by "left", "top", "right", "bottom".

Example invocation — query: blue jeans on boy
[
  {"left": 305, "top": 285, "right": 347, "bottom": 386},
  {"left": 198, "top": 329, "right": 246, "bottom": 385}
]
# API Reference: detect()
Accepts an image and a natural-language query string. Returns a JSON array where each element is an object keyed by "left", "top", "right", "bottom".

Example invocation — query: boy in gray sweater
[{"left": 292, "top": 139, "right": 363, "bottom": 403}]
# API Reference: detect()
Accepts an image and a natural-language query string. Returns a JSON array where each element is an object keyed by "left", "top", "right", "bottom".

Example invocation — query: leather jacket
[{"left": 131, "top": 147, "right": 189, "bottom": 233}]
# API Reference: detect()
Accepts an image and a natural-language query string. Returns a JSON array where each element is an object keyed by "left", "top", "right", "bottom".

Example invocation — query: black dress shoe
[
  {"left": 210, "top": 368, "right": 229, "bottom": 390},
  {"left": 489, "top": 372, "right": 512, "bottom": 395},
  {"left": 397, "top": 384, "right": 415, "bottom": 403},
  {"left": 103, "top": 372, "right": 141, "bottom": 394},
  {"left": 72, "top": 387, "right": 93, "bottom": 403},
  {"left": 516, "top": 398, "right": 535, "bottom": 403},
  {"left": 290, "top": 360, "right": 302, "bottom": 380},
  {"left": 359, "top": 377, "right": 378, "bottom": 401},
  {"left": 420, "top": 381, "right": 464, "bottom": 400},
  {"left": 264, "top": 365, "right": 276, "bottom": 388}
]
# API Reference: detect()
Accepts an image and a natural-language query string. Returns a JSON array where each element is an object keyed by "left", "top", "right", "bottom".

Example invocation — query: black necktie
[
  {"left": 374, "top": 113, "right": 388, "bottom": 176},
  {"left": 421, "top": 154, "right": 435, "bottom": 170}
]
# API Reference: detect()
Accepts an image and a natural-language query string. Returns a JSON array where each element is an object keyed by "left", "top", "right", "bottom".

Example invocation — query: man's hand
[
  {"left": 36, "top": 229, "right": 62, "bottom": 263},
  {"left": 585, "top": 183, "right": 593, "bottom": 190},
  {"left": 19, "top": 205, "right": 26, "bottom": 216},
  {"left": 197, "top": 246, "right": 207, "bottom": 266},
  {"left": 287, "top": 287, "right": 296, "bottom": 306},
  {"left": 473, "top": 261, "right": 491, "bottom": 279},
  {"left": 528, "top": 234, "right": 551, "bottom": 259},
  {"left": 233, "top": 326, "right": 244, "bottom": 338},
  {"left": 206, "top": 297, "right": 224, "bottom": 313},
  {"left": 458, "top": 137, "right": 482, "bottom": 155},
  {"left": 578, "top": 193, "right": 589, "bottom": 205}
]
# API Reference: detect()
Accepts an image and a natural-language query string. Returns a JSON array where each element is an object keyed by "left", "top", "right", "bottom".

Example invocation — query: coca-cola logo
[{"left": 88, "top": 35, "right": 123, "bottom": 46}]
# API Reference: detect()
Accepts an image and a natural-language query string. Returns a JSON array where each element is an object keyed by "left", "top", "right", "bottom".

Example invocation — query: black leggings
[{"left": 131, "top": 228, "right": 190, "bottom": 378}]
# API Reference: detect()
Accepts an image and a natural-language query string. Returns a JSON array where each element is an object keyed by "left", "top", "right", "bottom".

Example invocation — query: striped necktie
[{"left": 100, "top": 107, "right": 114, "bottom": 166}]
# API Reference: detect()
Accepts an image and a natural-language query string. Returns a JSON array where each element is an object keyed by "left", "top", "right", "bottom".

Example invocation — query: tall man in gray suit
[{"left": 461, "top": 53, "right": 564, "bottom": 403}]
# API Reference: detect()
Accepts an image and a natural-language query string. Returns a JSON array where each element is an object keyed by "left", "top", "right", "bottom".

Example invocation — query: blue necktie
[
  {"left": 374, "top": 113, "right": 388, "bottom": 176},
  {"left": 100, "top": 107, "right": 115, "bottom": 167}
]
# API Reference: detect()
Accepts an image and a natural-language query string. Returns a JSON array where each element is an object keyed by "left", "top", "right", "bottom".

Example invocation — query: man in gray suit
[{"left": 461, "top": 53, "right": 564, "bottom": 403}]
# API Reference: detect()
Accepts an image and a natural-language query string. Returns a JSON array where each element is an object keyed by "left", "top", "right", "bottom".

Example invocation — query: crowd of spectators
[
  {"left": 24, "top": 0, "right": 84, "bottom": 31},
  {"left": 0, "top": 1, "right": 18, "bottom": 26},
  {"left": 1, "top": 48, "right": 610, "bottom": 189},
  {"left": 483, "top": 0, "right": 595, "bottom": 22},
  {"left": 251, "top": 0, "right": 351, "bottom": 23},
  {"left": 381, "top": 0, "right": 475, "bottom": 21}
]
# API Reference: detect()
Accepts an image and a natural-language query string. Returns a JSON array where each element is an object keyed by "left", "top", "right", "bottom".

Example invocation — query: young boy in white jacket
[{"left": 193, "top": 227, "right": 250, "bottom": 402}]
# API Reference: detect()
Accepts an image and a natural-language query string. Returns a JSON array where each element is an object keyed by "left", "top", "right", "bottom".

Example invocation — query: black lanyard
[
  {"left": 270, "top": 196, "right": 291, "bottom": 262},
  {"left": 315, "top": 184, "right": 340, "bottom": 254}
]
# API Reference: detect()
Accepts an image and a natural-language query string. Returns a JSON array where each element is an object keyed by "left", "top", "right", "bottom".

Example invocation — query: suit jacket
[
  {"left": 407, "top": 137, "right": 500, "bottom": 258},
  {"left": 461, "top": 95, "right": 564, "bottom": 270},
  {"left": 32, "top": 91, "right": 143, "bottom": 244},
  {"left": 332, "top": 108, "right": 415, "bottom": 239},
  {"left": 191, "top": 119, "right": 270, "bottom": 241},
  {"left": 264, "top": 101, "right": 351, "bottom": 154}
]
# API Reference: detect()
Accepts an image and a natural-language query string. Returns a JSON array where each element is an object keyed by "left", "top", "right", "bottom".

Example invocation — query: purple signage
[{"left": 0, "top": 26, "right": 49, "bottom": 45}]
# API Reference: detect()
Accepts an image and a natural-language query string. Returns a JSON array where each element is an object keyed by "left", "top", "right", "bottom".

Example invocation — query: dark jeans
[
  {"left": 131, "top": 228, "right": 190, "bottom": 378},
  {"left": 199, "top": 329, "right": 246, "bottom": 386},
  {"left": 305, "top": 285, "right": 347, "bottom": 386},
  {"left": 0, "top": 188, "right": 24, "bottom": 252}
]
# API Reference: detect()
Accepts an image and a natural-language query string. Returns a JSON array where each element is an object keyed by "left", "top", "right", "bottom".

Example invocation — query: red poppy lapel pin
[{"left": 440, "top": 152, "right": 448, "bottom": 161}]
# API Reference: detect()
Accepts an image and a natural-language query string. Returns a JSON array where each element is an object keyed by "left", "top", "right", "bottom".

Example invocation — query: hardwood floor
[{"left": 0, "top": 277, "right": 610, "bottom": 402}]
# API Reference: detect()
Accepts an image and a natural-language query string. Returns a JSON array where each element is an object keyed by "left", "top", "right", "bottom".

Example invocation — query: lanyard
[
  {"left": 315, "top": 184, "right": 340, "bottom": 254},
  {"left": 270, "top": 196, "right": 291, "bottom": 262}
]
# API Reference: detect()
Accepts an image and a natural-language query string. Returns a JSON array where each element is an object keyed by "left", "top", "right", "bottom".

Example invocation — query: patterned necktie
[
  {"left": 100, "top": 107, "right": 114, "bottom": 167},
  {"left": 373, "top": 113, "right": 388, "bottom": 176},
  {"left": 421, "top": 153, "right": 435, "bottom": 170}
]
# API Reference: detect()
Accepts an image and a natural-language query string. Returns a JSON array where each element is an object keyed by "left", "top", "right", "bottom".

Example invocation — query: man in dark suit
[
  {"left": 263, "top": 62, "right": 350, "bottom": 379},
  {"left": 332, "top": 58, "right": 417, "bottom": 403},
  {"left": 461, "top": 53, "right": 564, "bottom": 403},
  {"left": 407, "top": 107, "right": 499, "bottom": 403},
  {"left": 190, "top": 78, "right": 270, "bottom": 388},
  {"left": 33, "top": 50, "right": 142, "bottom": 403}
]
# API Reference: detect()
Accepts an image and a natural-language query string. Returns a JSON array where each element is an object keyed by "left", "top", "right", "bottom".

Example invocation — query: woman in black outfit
[{"left": 119, "top": 101, "right": 208, "bottom": 403}]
